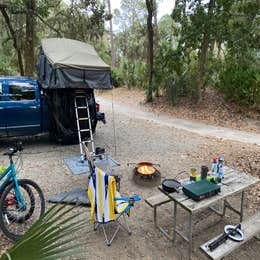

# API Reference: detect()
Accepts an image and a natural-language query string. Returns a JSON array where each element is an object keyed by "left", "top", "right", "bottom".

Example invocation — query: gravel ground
[{"left": 0, "top": 90, "right": 259, "bottom": 259}]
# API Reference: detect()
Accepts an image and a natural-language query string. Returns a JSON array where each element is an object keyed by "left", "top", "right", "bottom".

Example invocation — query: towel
[
  {"left": 88, "top": 168, "right": 117, "bottom": 223},
  {"left": 115, "top": 191, "right": 130, "bottom": 214}
]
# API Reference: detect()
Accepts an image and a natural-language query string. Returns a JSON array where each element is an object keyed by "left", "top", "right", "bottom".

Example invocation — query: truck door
[
  {"left": 5, "top": 80, "right": 41, "bottom": 136},
  {"left": 0, "top": 80, "right": 8, "bottom": 136}
]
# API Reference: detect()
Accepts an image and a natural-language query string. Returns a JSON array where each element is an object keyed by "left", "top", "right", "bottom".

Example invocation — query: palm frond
[{"left": 0, "top": 203, "right": 90, "bottom": 260}]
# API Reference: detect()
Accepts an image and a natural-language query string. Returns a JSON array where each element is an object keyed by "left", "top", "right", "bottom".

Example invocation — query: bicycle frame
[{"left": 0, "top": 163, "right": 26, "bottom": 209}]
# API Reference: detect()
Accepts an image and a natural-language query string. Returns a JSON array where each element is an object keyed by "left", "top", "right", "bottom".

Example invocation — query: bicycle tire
[
  {"left": 0, "top": 179, "right": 45, "bottom": 241},
  {"left": 3, "top": 183, "right": 35, "bottom": 223}
]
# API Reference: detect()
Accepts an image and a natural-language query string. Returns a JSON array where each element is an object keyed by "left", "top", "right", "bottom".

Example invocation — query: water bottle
[
  {"left": 218, "top": 156, "right": 224, "bottom": 182},
  {"left": 201, "top": 165, "right": 209, "bottom": 180}
]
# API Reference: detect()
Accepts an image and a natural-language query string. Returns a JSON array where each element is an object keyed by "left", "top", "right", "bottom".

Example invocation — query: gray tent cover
[{"left": 37, "top": 38, "right": 112, "bottom": 89}]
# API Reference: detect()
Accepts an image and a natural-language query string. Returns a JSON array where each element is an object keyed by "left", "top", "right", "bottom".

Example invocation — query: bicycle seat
[{"left": 16, "top": 141, "right": 23, "bottom": 151}]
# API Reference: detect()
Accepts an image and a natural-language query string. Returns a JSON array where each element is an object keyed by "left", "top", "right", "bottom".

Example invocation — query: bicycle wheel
[
  {"left": 0, "top": 179, "right": 45, "bottom": 241},
  {"left": 2, "top": 183, "right": 35, "bottom": 223}
]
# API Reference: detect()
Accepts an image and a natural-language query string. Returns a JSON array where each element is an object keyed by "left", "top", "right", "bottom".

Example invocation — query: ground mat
[
  {"left": 64, "top": 155, "right": 120, "bottom": 175},
  {"left": 48, "top": 187, "right": 90, "bottom": 206}
]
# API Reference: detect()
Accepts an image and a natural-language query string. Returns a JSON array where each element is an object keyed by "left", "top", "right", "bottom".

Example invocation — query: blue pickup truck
[
  {"left": 0, "top": 77, "right": 48, "bottom": 137},
  {"left": 0, "top": 76, "right": 104, "bottom": 142}
]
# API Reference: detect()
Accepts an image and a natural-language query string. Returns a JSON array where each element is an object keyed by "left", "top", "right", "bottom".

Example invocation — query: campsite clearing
[{"left": 0, "top": 90, "right": 259, "bottom": 259}]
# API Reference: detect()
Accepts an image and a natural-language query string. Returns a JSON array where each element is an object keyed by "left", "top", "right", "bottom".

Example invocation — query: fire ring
[
  {"left": 132, "top": 162, "right": 161, "bottom": 186},
  {"left": 136, "top": 164, "right": 156, "bottom": 176}
]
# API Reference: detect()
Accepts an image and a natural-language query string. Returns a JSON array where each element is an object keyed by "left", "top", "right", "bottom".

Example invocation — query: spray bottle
[{"left": 211, "top": 157, "right": 218, "bottom": 175}]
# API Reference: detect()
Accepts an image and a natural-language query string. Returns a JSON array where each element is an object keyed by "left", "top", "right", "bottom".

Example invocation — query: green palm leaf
[{"left": 0, "top": 203, "right": 90, "bottom": 260}]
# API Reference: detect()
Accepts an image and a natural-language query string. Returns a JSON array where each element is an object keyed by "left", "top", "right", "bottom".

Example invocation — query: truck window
[{"left": 8, "top": 82, "right": 36, "bottom": 101}]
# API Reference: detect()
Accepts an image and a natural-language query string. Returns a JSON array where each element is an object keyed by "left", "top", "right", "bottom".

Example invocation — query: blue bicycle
[{"left": 0, "top": 142, "right": 45, "bottom": 240}]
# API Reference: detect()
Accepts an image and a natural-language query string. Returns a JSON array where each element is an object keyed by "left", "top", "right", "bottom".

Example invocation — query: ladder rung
[
  {"left": 75, "top": 96, "right": 94, "bottom": 154},
  {"left": 75, "top": 96, "right": 87, "bottom": 98},
  {"left": 79, "top": 129, "right": 90, "bottom": 132}
]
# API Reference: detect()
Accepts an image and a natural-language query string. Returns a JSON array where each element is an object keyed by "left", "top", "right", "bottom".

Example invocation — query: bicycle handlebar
[
  {"left": 3, "top": 148, "right": 18, "bottom": 156},
  {"left": 3, "top": 142, "right": 23, "bottom": 157}
]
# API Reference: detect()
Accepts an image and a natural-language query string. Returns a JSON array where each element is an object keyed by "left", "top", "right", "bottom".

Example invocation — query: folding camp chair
[{"left": 83, "top": 144, "right": 140, "bottom": 246}]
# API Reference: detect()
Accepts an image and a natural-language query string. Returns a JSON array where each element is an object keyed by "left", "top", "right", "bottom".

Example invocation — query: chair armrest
[{"left": 114, "top": 195, "right": 141, "bottom": 204}]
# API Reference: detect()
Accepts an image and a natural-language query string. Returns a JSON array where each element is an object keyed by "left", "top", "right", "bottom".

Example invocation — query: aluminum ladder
[{"left": 74, "top": 94, "right": 95, "bottom": 161}]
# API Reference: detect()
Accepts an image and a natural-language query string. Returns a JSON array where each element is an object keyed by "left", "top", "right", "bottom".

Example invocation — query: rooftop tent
[
  {"left": 37, "top": 38, "right": 111, "bottom": 144},
  {"left": 37, "top": 38, "right": 112, "bottom": 89}
]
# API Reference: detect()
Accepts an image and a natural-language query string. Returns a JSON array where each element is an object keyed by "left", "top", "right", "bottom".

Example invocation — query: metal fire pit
[{"left": 128, "top": 162, "right": 161, "bottom": 186}]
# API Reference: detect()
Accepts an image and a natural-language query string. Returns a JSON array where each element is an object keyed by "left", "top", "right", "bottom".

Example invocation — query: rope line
[{"left": 111, "top": 89, "right": 117, "bottom": 156}]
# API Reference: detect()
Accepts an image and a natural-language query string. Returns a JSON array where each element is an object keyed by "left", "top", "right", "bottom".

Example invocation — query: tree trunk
[
  {"left": 24, "top": 0, "right": 36, "bottom": 76},
  {"left": 146, "top": 0, "right": 154, "bottom": 102},
  {"left": 195, "top": 35, "right": 209, "bottom": 102},
  {"left": 194, "top": 0, "right": 215, "bottom": 103},
  {"left": 217, "top": 41, "right": 222, "bottom": 59},
  {"left": 153, "top": 1, "right": 159, "bottom": 97},
  {"left": 153, "top": 1, "right": 158, "bottom": 54},
  {"left": 107, "top": 0, "right": 115, "bottom": 67},
  {"left": 0, "top": 5, "right": 24, "bottom": 75}
]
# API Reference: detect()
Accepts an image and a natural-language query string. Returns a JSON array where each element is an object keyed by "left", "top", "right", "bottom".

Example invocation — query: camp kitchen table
[{"left": 158, "top": 166, "right": 259, "bottom": 259}]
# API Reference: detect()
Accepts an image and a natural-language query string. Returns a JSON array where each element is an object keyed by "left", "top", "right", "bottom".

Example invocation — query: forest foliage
[{"left": 0, "top": 0, "right": 259, "bottom": 108}]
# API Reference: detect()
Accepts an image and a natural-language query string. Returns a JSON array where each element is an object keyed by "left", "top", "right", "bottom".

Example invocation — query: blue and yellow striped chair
[{"left": 87, "top": 167, "right": 140, "bottom": 246}]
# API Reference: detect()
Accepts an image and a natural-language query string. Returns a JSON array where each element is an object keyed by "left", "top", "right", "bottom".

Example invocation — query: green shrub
[
  {"left": 117, "top": 59, "right": 147, "bottom": 89},
  {"left": 218, "top": 56, "right": 260, "bottom": 107},
  {"left": 111, "top": 68, "right": 123, "bottom": 87},
  {"left": 0, "top": 55, "right": 16, "bottom": 75},
  {"left": 122, "top": 59, "right": 135, "bottom": 88},
  {"left": 153, "top": 41, "right": 200, "bottom": 105},
  {"left": 134, "top": 61, "right": 147, "bottom": 88}
]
